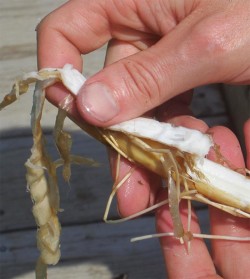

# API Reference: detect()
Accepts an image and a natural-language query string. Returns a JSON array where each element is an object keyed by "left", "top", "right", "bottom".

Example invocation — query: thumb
[{"left": 76, "top": 22, "right": 218, "bottom": 127}]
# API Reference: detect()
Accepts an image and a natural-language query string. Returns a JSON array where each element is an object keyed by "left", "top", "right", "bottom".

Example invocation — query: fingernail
[{"left": 79, "top": 82, "right": 119, "bottom": 122}]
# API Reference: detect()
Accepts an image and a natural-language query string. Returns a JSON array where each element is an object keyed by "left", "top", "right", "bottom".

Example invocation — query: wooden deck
[{"left": 0, "top": 1, "right": 249, "bottom": 278}]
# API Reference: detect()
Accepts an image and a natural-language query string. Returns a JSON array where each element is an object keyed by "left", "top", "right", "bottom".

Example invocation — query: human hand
[
  {"left": 37, "top": 1, "right": 250, "bottom": 277},
  {"left": 108, "top": 116, "right": 249, "bottom": 279},
  {"left": 107, "top": 106, "right": 249, "bottom": 278},
  {"left": 37, "top": 0, "right": 250, "bottom": 126},
  {"left": 153, "top": 117, "right": 250, "bottom": 278}
]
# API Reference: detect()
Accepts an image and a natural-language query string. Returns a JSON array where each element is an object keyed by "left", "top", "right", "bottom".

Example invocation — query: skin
[{"left": 37, "top": 0, "right": 250, "bottom": 278}]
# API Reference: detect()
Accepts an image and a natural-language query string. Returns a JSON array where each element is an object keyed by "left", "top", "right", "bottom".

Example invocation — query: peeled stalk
[
  {"left": 1, "top": 64, "right": 250, "bottom": 277},
  {"left": 110, "top": 118, "right": 250, "bottom": 216}
]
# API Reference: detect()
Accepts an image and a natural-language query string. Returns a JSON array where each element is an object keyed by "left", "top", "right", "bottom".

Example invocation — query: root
[
  {"left": 124, "top": 136, "right": 187, "bottom": 241},
  {"left": 103, "top": 135, "right": 197, "bottom": 243},
  {"left": 167, "top": 170, "right": 184, "bottom": 242},
  {"left": 103, "top": 169, "right": 135, "bottom": 223},
  {"left": 191, "top": 194, "right": 250, "bottom": 218},
  {"left": 183, "top": 178, "right": 192, "bottom": 252},
  {"left": 104, "top": 188, "right": 197, "bottom": 224},
  {"left": 102, "top": 132, "right": 129, "bottom": 161},
  {"left": 131, "top": 232, "right": 250, "bottom": 243},
  {"left": 103, "top": 138, "right": 250, "bottom": 246},
  {"left": 54, "top": 101, "right": 73, "bottom": 182}
]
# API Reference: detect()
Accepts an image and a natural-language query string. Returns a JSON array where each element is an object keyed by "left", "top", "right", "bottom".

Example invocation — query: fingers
[
  {"left": 109, "top": 152, "right": 161, "bottom": 217},
  {"left": 155, "top": 116, "right": 219, "bottom": 278},
  {"left": 105, "top": 40, "right": 161, "bottom": 217},
  {"left": 156, "top": 91, "right": 193, "bottom": 122},
  {"left": 207, "top": 126, "right": 250, "bottom": 278},
  {"left": 209, "top": 208, "right": 250, "bottom": 278},
  {"left": 37, "top": 0, "right": 111, "bottom": 106},
  {"left": 76, "top": 21, "right": 210, "bottom": 126},
  {"left": 156, "top": 192, "right": 219, "bottom": 279},
  {"left": 104, "top": 40, "right": 140, "bottom": 66},
  {"left": 37, "top": 0, "right": 161, "bottom": 107},
  {"left": 37, "top": 0, "right": 111, "bottom": 69},
  {"left": 76, "top": 1, "right": 250, "bottom": 127},
  {"left": 38, "top": 0, "right": 250, "bottom": 128}
]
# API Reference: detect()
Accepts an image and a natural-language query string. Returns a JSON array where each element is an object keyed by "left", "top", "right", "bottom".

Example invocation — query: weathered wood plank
[
  {"left": 0, "top": 0, "right": 64, "bottom": 44},
  {"left": 0, "top": 0, "right": 67, "bottom": 82},
  {"left": 0, "top": 217, "right": 165, "bottom": 279},
  {"left": 191, "top": 84, "right": 231, "bottom": 129},
  {"left": 0, "top": 0, "right": 109, "bottom": 234},
  {"left": 0, "top": 132, "right": 117, "bottom": 232},
  {"left": 0, "top": 210, "right": 210, "bottom": 279},
  {"left": 0, "top": 0, "right": 106, "bottom": 133}
]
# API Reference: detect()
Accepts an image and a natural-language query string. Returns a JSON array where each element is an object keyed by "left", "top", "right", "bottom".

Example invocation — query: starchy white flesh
[
  {"left": 4, "top": 64, "right": 250, "bottom": 212},
  {"left": 110, "top": 118, "right": 213, "bottom": 157},
  {"left": 190, "top": 158, "right": 250, "bottom": 209},
  {"left": 41, "top": 64, "right": 86, "bottom": 95},
  {"left": 110, "top": 118, "right": 250, "bottom": 212},
  {"left": 57, "top": 65, "right": 250, "bottom": 213},
  {"left": 2, "top": 64, "right": 250, "bottom": 211},
  {"left": 1, "top": 64, "right": 250, "bottom": 278}
]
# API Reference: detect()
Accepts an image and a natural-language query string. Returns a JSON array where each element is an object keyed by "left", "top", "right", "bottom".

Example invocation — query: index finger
[
  {"left": 37, "top": 0, "right": 111, "bottom": 70},
  {"left": 37, "top": 0, "right": 112, "bottom": 106}
]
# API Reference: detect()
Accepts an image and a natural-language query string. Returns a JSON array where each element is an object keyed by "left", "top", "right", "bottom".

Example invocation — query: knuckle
[
  {"left": 121, "top": 57, "right": 163, "bottom": 109},
  {"left": 190, "top": 20, "right": 232, "bottom": 59},
  {"left": 36, "top": 13, "right": 55, "bottom": 38},
  {"left": 36, "top": 11, "right": 52, "bottom": 31}
]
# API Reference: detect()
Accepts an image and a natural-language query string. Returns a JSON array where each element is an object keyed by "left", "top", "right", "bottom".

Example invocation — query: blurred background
[{"left": 0, "top": 1, "right": 249, "bottom": 278}]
